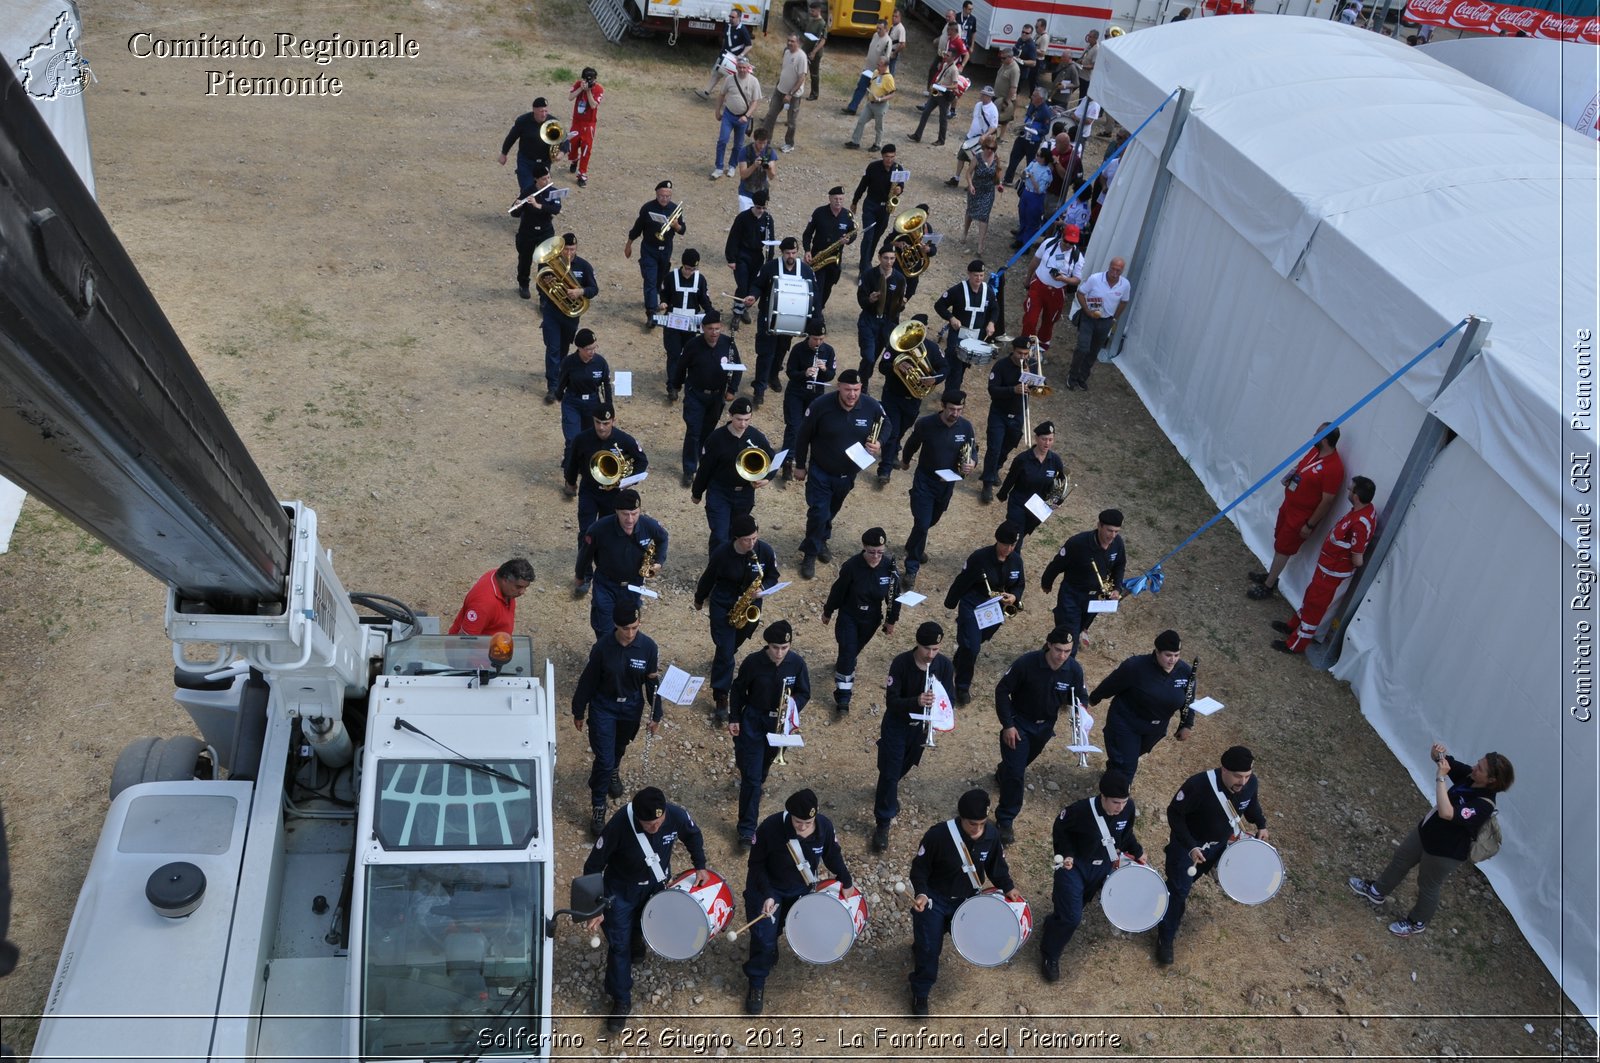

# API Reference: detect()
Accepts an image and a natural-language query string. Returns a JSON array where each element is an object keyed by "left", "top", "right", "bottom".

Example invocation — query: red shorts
[{"left": 1273, "top": 505, "right": 1316, "bottom": 557}]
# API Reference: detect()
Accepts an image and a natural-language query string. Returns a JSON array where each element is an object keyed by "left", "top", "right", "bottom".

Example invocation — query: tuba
[
  {"left": 891, "top": 208, "right": 929, "bottom": 277},
  {"left": 590, "top": 446, "right": 634, "bottom": 488},
  {"left": 730, "top": 561, "right": 765, "bottom": 630},
  {"left": 540, "top": 118, "right": 564, "bottom": 145},
  {"left": 735, "top": 445, "right": 771, "bottom": 481},
  {"left": 533, "top": 235, "right": 589, "bottom": 318},
  {"left": 888, "top": 321, "right": 937, "bottom": 398}
]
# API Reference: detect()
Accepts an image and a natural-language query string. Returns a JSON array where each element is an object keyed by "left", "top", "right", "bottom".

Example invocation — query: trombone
[{"left": 656, "top": 201, "right": 685, "bottom": 242}]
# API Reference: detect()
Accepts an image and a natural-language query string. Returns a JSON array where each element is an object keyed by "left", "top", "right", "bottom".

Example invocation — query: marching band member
[
  {"left": 1019, "top": 220, "right": 1084, "bottom": 352},
  {"left": 667, "top": 310, "right": 742, "bottom": 488},
  {"left": 625, "top": 180, "right": 687, "bottom": 330},
  {"left": 499, "top": 95, "right": 562, "bottom": 193},
  {"left": 539, "top": 232, "right": 599, "bottom": 405},
  {"left": 729, "top": 621, "right": 812, "bottom": 845},
  {"left": 1038, "top": 770, "right": 1143, "bottom": 982},
  {"left": 1089, "top": 629, "right": 1196, "bottom": 785},
  {"left": 942, "top": 520, "right": 1025, "bottom": 706},
  {"left": 563, "top": 405, "right": 649, "bottom": 581},
  {"left": 791, "top": 369, "right": 886, "bottom": 580},
  {"left": 907, "top": 788, "right": 1020, "bottom": 1017},
  {"left": 932, "top": 259, "right": 997, "bottom": 393},
  {"left": 658, "top": 248, "right": 713, "bottom": 395},
  {"left": 992, "top": 628, "right": 1085, "bottom": 844},
  {"left": 512, "top": 164, "right": 560, "bottom": 304},
  {"left": 1157, "top": 747, "right": 1268, "bottom": 966},
  {"left": 780, "top": 323, "right": 837, "bottom": 482},
  {"left": 855, "top": 246, "right": 908, "bottom": 391},
  {"left": 749, "top": 237, "right": 816, "bottom": 406},
  {"left": 694, "top": 513, "right": 781, "bottom": 726},
  {"left": 978, "top": 336, "right": 1030, "bottom": 504},
  {"left": 691, "top": 397, "right": 776, "bottom": 556},
  {"left": 995, "top": 420, "right": 1067, "bottom": 543},
  {"left": 821, "top": 527, "right": 902, "bottom": 717},
  {"left": 725, "top": 190, "right": 775, "bottom": 330},
  {"left": 871, "top": 621, "right": 956, "bottom": 852},
  {"left": 740, "top": 788, "right": 855, "bottom": 1016},
  {"left": 877, "top": 201, "right": 938, "bottom": 301},
  {"left": 1041, "top": 508, "right": 1126, "bottom": 652},
  {"left": 584, "top": 787, "right": 708, "bottom": 1032},
  {"left": 571, "top": 602, "right": 662, "bottom": 837},
  {"left": 898, "top": 389, "right": 978, "bottom": 591},
  {"left": 850, "top": 144, "right": 899, "bottom": 277},
  {"left": 575, "top": 488, "right": 668, "bottom": 640},
  {"left": 553, "top": 328, "right": 612, "bottom": 475},
  {"left": 802, "top": 185, "right": 856, "bottom": 312},
  {"left": 873, "top": 313, "right": 945, "bottom": 487},
  {"left": 565, "top": 67, "right": 604, "bottom": 187},
  {"left": 697, "top": 7, "right": 752, "bottom": 99}
]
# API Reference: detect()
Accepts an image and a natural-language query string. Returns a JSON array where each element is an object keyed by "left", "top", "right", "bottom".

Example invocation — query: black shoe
[
  {"left": 817, "top": 544, "right": 833, "bottom": 563},
  {"left": 844, "top": 141, "right": 861, "bottom": 149},
  {"left": 998, "top": 821, "right": 1016, "bottom": 845},
  {"left": 518, "top": 284, "right": 531, "bottom": 300},
  {"left": 607, "top": 1001, "right": 631, "bottom": 1032},
  {"left": 932, "top": 138, "right": 946, "bottom": 146},
  {"left": 1246, "top": 582, "right": 1276, "bottom": 600},
  {"left": 800, "top": 555, "right": 817, "bottom": 580},
  {"left": 1270, "top": 620, "right": 1291, "bottom": 635},
  {"left": 908, "top": 133, "right": 923, "bottom": 143},
  {"left": 573, "top": 580, "right": 591, "bottom": 600},
  {"left": 910, "top": 993, "right": 930, "bottom": 1017},
  {"left": 835, "top": 703, "right": 850, "bottom": 719},
  {"left": 902, "top": 572, "right": 918, "bottom": 591},
  {"left": 980, "top": 484, "right": 994, "bottom": 504},
  {"left": 956, "top": 687, "right": 971, "bottom": 707},
  {"left": 543, "top": 389, "right": 557, "bottom": 405},
  {"left": 841, "top": 107, "right": 857, "bottom": 115},
  {"left": 871, "top": 824, "right": 890, "bottom": 852},
  {"left": 578, "top": 174, "right": 588, "bottom": 187},
  {"left": 875, "top": 473, "right": 891, "bottom": 489},
  {"left": 1248, "top": 571, "right": 1269, "bottom": 584},
  {"left": 1042, "top": 955, "right": 1061, "bottom": 983},
  {"left": 569, "top": 160, "right": 579, "bottom": 174},
  {"left": 867, "top": 144, "right": 880, "bottom": 152},
  {"left": 712, "top": 707, "right": 728, "bottom": 727},
  {"left": 944, "top": 176, "right": 959, "bottom": 187},
  {"left": 781, "top": 463, "right": 794, "bottom": 482},
  {"left": 1271, "top": 639, "right": 1297, "bottom": 655},
  {"left": 667, "top": 388, "right": 680, "bottom": 404},
  {"left": 609, "top": 772, "right": 624, "bottom": 798},
  {"left": 752, "top": 391, "right": 765, "bottom": 409},
  {"left": 590, "top": 808, "right": 607, "bottom": 839},
  {"left": 1156, "top": 938, "right": 1174, "bottom": 966},
  {"left": 744, "top": 984, "right": 765, "bottom": 1015},
  {"left": 680, "top": 471, "right": 694, "bottom": 488},
  {"left": 630, "top": 939, "right": 647, "bottom": 961}
]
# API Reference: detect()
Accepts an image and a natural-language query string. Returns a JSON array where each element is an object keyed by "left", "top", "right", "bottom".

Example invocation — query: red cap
[{"left": 1062, "top": 224, "right": 1082, "bottom": 242}]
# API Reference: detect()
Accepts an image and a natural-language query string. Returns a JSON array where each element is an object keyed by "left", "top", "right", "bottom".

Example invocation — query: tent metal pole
[
  {"left": 1109, "top": 85, "right": 1192, "bottom": 360},
  {"left": 1306, "top": 315, "right": 1491, "bottom": 670}
]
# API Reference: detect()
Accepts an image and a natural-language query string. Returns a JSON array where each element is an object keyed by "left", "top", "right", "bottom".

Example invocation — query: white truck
[{"left": 632, "top": 0, "right": 773, "bottom": 42}]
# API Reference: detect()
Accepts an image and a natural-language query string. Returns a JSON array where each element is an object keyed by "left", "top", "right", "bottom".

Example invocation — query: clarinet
[{"left": 1179, "top": 656, "right": 1199, "bottom": 731}]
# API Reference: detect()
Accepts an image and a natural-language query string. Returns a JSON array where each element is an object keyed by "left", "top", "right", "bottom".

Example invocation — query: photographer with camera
[{"left": 567, "top": 67, "right": 604, "bottom": 188}]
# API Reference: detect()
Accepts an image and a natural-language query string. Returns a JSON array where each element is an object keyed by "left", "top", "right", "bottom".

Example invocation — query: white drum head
[
  {"left": 1098, "top": 863, "right": 1168, "bottom": 933},
  {"left": 641, "top": 889, "right": 711, "bottom": 960},
  {"left": 1216, "top": 836, "right": 1284, "bottom": 906},
  {"left": 951, "top": 893, "right": 1024, "bottom": 967},
  {"left": 785, "top": 892, "right": 857, "bottom": 964}
]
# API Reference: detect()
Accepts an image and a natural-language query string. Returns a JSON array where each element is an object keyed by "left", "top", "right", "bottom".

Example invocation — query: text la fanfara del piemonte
[{"left": 126, "top": 31, "right": 420, "bottom": 97}]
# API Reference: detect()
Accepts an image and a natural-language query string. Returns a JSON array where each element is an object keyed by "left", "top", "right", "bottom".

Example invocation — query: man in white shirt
[
  {"left": 946, "top": 86, "right": 999, "bottom": 186},
  {"left": 1068, "top": 257, "right": 1131, "bottom": 391},
  {"left": 761, "top": 34, "right": 811, "bottom": 153},
  {"left": 887, "top": 9, "right": 909, "bottom": 74},
  {"left": 1019, "top": 220, "right": 1084, "bottom": 349}
]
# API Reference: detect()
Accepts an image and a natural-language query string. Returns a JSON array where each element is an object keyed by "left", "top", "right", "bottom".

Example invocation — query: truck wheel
[
  {"left": 109, "top": 737, "right": 162, "bottom": 800},
  {"left": 109, "top": 736, "right": 214, "bottom": 800}
]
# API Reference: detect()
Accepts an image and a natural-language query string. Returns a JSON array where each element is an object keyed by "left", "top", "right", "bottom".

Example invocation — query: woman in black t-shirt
[{"left": 1348, "top": 742, "right": 1514, "bottom": 937}]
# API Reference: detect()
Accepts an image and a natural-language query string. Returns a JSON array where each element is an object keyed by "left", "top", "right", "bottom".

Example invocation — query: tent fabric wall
[
  {"left": 1091, "top": 16, "right": 1598, "bottom": 1017},
  {"left": 1421, "top": 37, "right": 1600, "bottom": 140}
]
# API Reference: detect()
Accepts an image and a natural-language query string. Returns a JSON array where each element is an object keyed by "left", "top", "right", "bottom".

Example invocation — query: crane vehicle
[{"left": 0, "top": 45, "right": 566, "bottom": 1063}]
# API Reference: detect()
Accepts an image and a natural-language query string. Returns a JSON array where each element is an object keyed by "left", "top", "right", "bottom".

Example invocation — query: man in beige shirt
[
  {"left": 715, "top": 58, "right": 763, "bottom": 179},
  {"left": 841, "top": 21, "right": 895, "bottom": 116},
  {"left": 888, "top": 9, "right": 908, "bottom": 74},
  {"left": 762, "top": 33, "right": 811, "bottom": 152},
  {"left": 992, "top": 48, "right": 1021, "bottom": 144}
]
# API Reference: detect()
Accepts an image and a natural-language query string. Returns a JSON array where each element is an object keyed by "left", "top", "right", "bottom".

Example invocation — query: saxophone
[
  {"left": 638, "top": 540, "right": 658, "bottom": 583},
  {"left": 809, "top": 226, "right": 854, "bottom": 271},
  {"left": 729, "top": 560, "right": 764, "bottom": 630}
]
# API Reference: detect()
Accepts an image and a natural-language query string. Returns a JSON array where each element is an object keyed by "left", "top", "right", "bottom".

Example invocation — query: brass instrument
[
  {"left": 921, "top": 664, "right": 937, "bottom": 749},
  {"left": 590, "top": 446, "right": 635, "bottom": 488},
  {"left": 774, "top": 675, "right": 798, "bottom": 765},
  {"left": 729, "top": 561, "right": 765, "bottom": 630},
  {"left": 890, "top": 208, "right": 930, "bottom": 277},
  {"left": 888, "top": 321, "right": 938, "bottom": 399},
  {"left": 866, "top": 416, "right": 885, "bottom": 447},
  {"left": 983, "top": 571, "right": 1022, "bottom": 617},
  {"left": 638, "top": 539, "right": 658, "bottom": 583},
  {"left": 1107, "top": 25, "right": 1126, "bottom": 37},
  {"left": 958, "top": 439, "right": 977, "bottom": 476},
  {"left": 1045, "top": 472, "right": 1071, "bottom": 508},
  {"left": 809, "top": 227, "right": 854, "bottom": 272},
  {"left": 735, "top": 445, "right": 771, "bottom": 482},
  {"left": 888, "top": 178, "right": 904, "bottom": 212},
  {"left": 539, "top": 118, "right": 564, "bottom": 145},
  {"left": 655, "top": 201, "right": 685, "bottom": 242},
  {"left": 1025, "top": 335, "right": 1053, "bottom": 397},
  {"left": 1090, "top": 558, "right": 1117, "bottom": 598},
  {"left": 533, "top": 235, "right": 590, "bottom": 318}
]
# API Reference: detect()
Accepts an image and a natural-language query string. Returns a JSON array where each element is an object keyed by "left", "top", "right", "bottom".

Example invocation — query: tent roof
[{"left": 1098, "top": 17, "right": 1596, "bottom": 542}]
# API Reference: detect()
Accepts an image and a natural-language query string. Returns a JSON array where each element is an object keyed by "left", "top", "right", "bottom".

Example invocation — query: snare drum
[
  {"left": 716, "top": 50, "right": 739, "bottom": 76},
  {"left": 1216, "top": 836, "right": 1284, "bottom": 906},
  {"left": 640, "top": 869, "right": 735, "bottom": 960},
  {"left": 1098, "top": 861, "right": 1169, "bottom": 933},
  {"left": 950, "top": 887, "right": 1032, "bottom": 967},
  {"left": 957, "top": 334, "right": 996, "bottom": 368},
  {"left": 767, "top": 275, "right": 813, "bottom": 336},
  {"left": 785, "top": 878, "right": 869, "bottom": 964}
]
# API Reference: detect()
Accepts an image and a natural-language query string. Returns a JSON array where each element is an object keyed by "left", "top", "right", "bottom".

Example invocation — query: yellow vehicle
[{"left": 784, "top": 0, "right": 897, "bottom": 38}]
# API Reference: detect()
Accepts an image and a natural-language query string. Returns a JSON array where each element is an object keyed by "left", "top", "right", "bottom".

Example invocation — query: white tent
[
  {"left": 1421, "top": 36, "right": 1600, "bottom": 140},
  {"left": 1089, "top": 16, "right": 1598, "bottom": 1018}
]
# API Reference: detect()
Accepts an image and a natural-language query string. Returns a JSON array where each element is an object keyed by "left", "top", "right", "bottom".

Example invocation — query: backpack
[{"left": 1468, "top": 796, "right": 1502, "bottom": 862}]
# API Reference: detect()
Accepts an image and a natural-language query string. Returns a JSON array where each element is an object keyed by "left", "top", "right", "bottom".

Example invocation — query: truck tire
[
  {"left": 109, "top": 736, "right": 214, "bottom": 801},
  {"left": 108, "top": 737, "right": 162, "bottom": 801}
]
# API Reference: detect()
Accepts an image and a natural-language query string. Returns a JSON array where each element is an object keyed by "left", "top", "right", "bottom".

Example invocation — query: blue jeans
[
  {"left": 681, "top": 389, "right": 726, "bottom": 476},
  {"left": 1070, "top": 313, "right": 1118, "bottom": 384},
  {"left": 600, "top": 877, "right": 657, "bottom": 1006},
  {"left": 905, "top": 470, "right": 955, "bottom": 578},
  {"left": 585, "top": 701, "right": 644, "bottom": 810},
  {"left": 874, "top": 713, "right": 927, "bottom": 826},
  {"left": 996, "top": 716, "right": 1056, "bottom": 826},
  {"left": 802, "top": 468, "right": 856, "bottom": 558},
  {"left": 1158, "top": 841, "right": 1213, "bottom": 945},
  {"left": 909, "top": 892, "right": 957, "bottom": 997},
  {"left": 857, "top": 312, "right": 894, "bottom": 390},
  {"left": 704, "top": 483, "right": 753, "bottom": 557},
  {"left": 1040, "top": 862, "right": 1109, "bottom": 960},
  {"left": 716, "top": 110, "right": 749, "bottom": 170},
  {"left": 638, "top": 248, "right": 670, "bottom": 314},
  {"left": 741, "top": 887, "right": 807, "bottom": 986},
  {"left": 1103, "top": 708, "right": 1164, "bottom": 784},
  {"left": 981, "top": 411, "right": 1022, "bottom": 486},
  {"left": 846, "top": 73, "right": 872, "bottom": 112},
  {"left": 735, "top": 724, "right": 780, "bottom": 837},
  {"left": 831, "top": 612, "right": 880, "bottom": 707},
  {"left": 590, "top": 575, "right": 642, "bottom": 642},
  {"left": 709, "top": 600, "right": 760, "bottom": 694}
]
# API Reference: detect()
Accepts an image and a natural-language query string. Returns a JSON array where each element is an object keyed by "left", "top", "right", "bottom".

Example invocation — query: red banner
[{"left": 1405, "top": 0, "right": 1600, "bottom": 42}]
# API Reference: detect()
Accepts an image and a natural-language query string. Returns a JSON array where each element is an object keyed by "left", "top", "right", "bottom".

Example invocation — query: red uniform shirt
[
  {"left": 1281, "top": 446, "right": 1345, "bottom": 520},
  {"left": 570, "top": 80, "right": 604, "bottom": 128},
  {"left": 448, "top": 570, "right": 517, "bottom": 635},
  {"left": 1316, "top": 503, "right": 1376, "bottom": 577}
]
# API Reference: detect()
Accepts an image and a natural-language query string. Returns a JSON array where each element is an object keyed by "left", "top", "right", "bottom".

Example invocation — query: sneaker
[
  {"left": 980, "top": 484, "right": 994, "bottom": 504},
  {"left": 1347, "top": 877, "right": 1385, "bottom": 905},
  {"left": 726, "top": 166, "right": 738, "bottom": 178},
  {"left": 577, "top": 174, "right": 588, "bottom": 187},
  {"left": 744, "top": 984, "right": 765, "bottom": 1015},
  {"left": 590, "top": 808, "right": 607, "bottom": 839},
  {"left": 910, "top": 993, "right": 930, "bottom": 1017},
  {"left": 739, "top": 832, "right": 757, "bottom": 847},
  {"left": 1247, "top": 583, "right": 1276, "bottom": 600},
  {"left": 518, "top": 284, "right": 531, "bottom": 300},
  {"left": 844, "top": 141, "right": 861, "bottom": 149},
  {"left": 569, "top": 161, "right": 579, "bottom": 174},
  {"left": 1248, "top": 571, "right": 1269, "bottom": 584},
  {"left": 871, "top": 824, "right": 891, "bottom": 852},
  {"left": 606, "top": 1000, "right": 631, "bottom": 1032},
  {"left": 1388, "top": 919, "right": 1426, "bottom": 937},
  {"left": 817, "top": 544, "right": 833, "bottom": 563},
  {"left": 944, "top": 176, "right": 960, "bottom": 188},
  {"left": 781, "top": 144, "right": 795, "bottom": 153},
  {"left": 695, "top": 88, "right": 710, "bottom": 99},
  {"left": 609, "top": 772, "right": 624, "bottom": 798},
  {"left": 1156, "top": 938, "right": 1174, "bottom": 966},
  {"left": 998, "top": 821, "right": 1016, "bottom": 845},
  {"left": 1041, "top": 955, "right": 1060, "bottom": 983},
  {"left": 710, "top": 169, "right": 723, "bottom": 180},
  {"left": 800, "top": 555, "right": 817, "bottom": 580}
]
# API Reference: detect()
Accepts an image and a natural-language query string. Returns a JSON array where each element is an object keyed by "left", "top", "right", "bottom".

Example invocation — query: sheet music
[
  {"left": 974, "top": 597, "right": 1006, "bottom": 630},
  {"left": 1020, "top": 370, "right": 1047, "bottom": 387},
  {"left": 619, "top": 471, "right": 648, "bottom": 488},
  {"left": 720, "top": 358, "right": 748, "bottom": 372},
  {"left": 935, "top": 469, "right": 962, "bottom": 482},
  {"left": 1024, "top": 494, "right": 1053, "bottom": 522},
  {"left": 890, "top": 168, "right": 911, "bottom": 183},
  {"left": 766, "top": 733, "right": 805, "bottom": 747},
  {"left": 647, "top": 210, "right": 668, "bottom": 225},
  {"left": 758, "top": 581, "right": 791, "bottom": 598},
  {"left": 844, "top": 442, "right": 875, "bottom": 470},
  {"left": 1190, "top": 696, "right": 1225, "bottom": 717},
  {"left": 1087, "top": 599, "right": 1119, "bottom": 614},
  {"left": 625, "top": 584, "right": 661, "bottom": 599},
  {"left": 613, "top": 371, "right": 633, "bottom": 397},
  {"left": 926, "top": 232, "right": 945, "bottom": 247},
  {"left": 895, "top": 590, "right": 927, "bottom": 607},
  {"left": 657, "top": 665, "right": 705, "bottom": 706},
  {"left": 547, "top": 187, "right": 570, "bottom": 203},
  {"left": 771, "top": 448, "right": 790, "bottom": 467}
]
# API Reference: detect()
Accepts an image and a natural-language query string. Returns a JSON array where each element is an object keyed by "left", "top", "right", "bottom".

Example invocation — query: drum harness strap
[
  {"left": 783, "top": 815, "right": 821, "bottom": 887},
  {"left": 945, "top": 819, "right": 983, "bottom": 892},
  {"left": 629, "top": 804, "right": 669, "bottom": 885},
  {"left": 1205, "top": 769, "right": 1247, "bottom": 854},
  {"left": 1090, "top": 802, "right": 1122, "bottom": 868}
]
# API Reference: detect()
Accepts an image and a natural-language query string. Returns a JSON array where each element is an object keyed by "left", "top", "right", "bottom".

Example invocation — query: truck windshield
[
  {"left": 375, "top": 760, "right": 538, "bottom": 849},
  {"left": 383, "top": 634, "right": 536, "bottom": 677},
  {"left": 361, "top": 860, "right": 543, "bottom": 1060}
]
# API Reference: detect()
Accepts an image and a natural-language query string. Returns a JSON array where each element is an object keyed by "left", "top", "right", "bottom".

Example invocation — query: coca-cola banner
[{"left": 1405, "top": 0, "right": 1600, "bottom": 42}]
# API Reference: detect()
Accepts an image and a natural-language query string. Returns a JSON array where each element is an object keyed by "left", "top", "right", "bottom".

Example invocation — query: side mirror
[{"left": 544, "top": 873, "right": 610, "bottom": 938}]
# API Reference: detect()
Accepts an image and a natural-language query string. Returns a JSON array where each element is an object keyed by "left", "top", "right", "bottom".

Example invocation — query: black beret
[
  {"left": 916, "top": 621, "right": 944, "bottom": 646},
  {"left": 532, "top": 96, "right": 548, "bottom": 108},
  {"left": 786, "top": 789, "right": 819, "bottom": 819},
  {"left": 957, "top": 788, "right": 990, "bottom": 820},
  {"left": 1221, "top": 746, "right": 1255, "bottom": 772},
  {"left": 574, "top": 327, "right": 597, "bottom": 347},
  {"left": 828, "top": 185, "right": 845, "bottom": 196},
  {"left": 729, "top": 397, "right": 754, "bottom": 415},
  {"left": 967, "top": 259, "right": 986, "bottom": 273},
  {"left": 562, "top": 232, "right": 578, "bottom": 246},
  {"left": 1034, "top": 420, "right": 1055, "bottom": 436},
  {"left": 656, "top": 179, "right": 673, "bottom": 191},
  {"left": 1046, "top": 626, "right": 1074, "bottom": 645},
  {"left": 731, "top": 513, "right": 758, "bottom": 537},
  {"left": 806, "top": 318, "right": 828, "bottom": 337},
  {"left": 996, "top": 520, "right": 1021, "bottom": 545},
  {"left": 702, "top": 309, "right": 722, "bottom": 324},
  {"left": 632, "top": 786, "right": 667, "bottom": 820},
  {"left": 1154, "top": 629, "right": 1181, "bottom": 652},
  {"left": 780, "top": 236, "right": 799, "bottom": 250},
  {"left": 861, "top": 527, "right": 887, "bottom": 547},
  {"left": 1011, "top": 335, "right": 1031, "bottom": 349},
  {"left": 1099, "top": 508, "right": 1124, "bottom": 527},
  {"left": 837, "top": 368, "right": 861, "bottom": 385},
  {"left": 912, "top": 312, "right": 930, "bottom": 324},
  {"left": 614, "top": 488, "right": 642, "bottom": 510},
  {"left": 941, "top": 388, "right": 966, "bottom": 405},
  {"left": 764, "top": 620, "right": 793, "bottom": 645},
  {"left": 592, "top": 405, "right": 615, "bottom": 421},
  {"left": 613, "top": 602, "right": 640, "bottom": 626},
  {"left": 1099, "top": 771, "right": 1131, "bottom": 798}
]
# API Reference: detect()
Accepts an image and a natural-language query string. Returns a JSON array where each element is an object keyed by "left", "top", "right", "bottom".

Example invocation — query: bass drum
[
  {"left": 640, "top": 869, "right": 735, "bottom": 960},
  {"left": 950, "top": 887, "right": 1031, "bottom": 967},
  {"left": 767, "top": 274, "right": 813, "bottom": 336},
  {"left": 1216, "top": 836, "right": 1284, "bottom": 906},
  {"left": 784, "top": 878, "right": 868, "bottom": 964}
]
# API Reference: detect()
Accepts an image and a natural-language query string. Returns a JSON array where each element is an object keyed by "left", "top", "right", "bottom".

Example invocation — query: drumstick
[{"left": 724, "top": 910, "right": 775, "bottom": 942}]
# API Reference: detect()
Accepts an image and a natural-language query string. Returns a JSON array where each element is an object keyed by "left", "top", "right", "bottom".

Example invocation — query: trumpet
[
  {"left": 735, "top": 445, "right": 771, "bottom": 482},
  {"left": 921, "top": 663, "right": 937, "bottom": 749},
  {"left": 983, "top": 571, "right": 1022, "bottom": 617},
  {"left": 866, "top": 416, "right": 885, "bottom": 447},
  {"left": 1090, "top": 558, "right": 1117, "bottom": 598},
  {"left": 888, "top": 320, "right": 938, "bottom": 398},
  {"left": 730, "top": 561, "right": 765, "bottom": 630},
  {"left": 958, "top": 439, "right": 977, "bottom": 476},
  {"left": 540, "top": 118, "right": 564, "bottom": 145},
  {"left": 656, "top": 201, "right": 685, "bottom": 242},
  {"left": 590, "top": 446, "right": 634, "bottom": 488},
  {"left": 533, "top": 235, "right": 590, "bottom": 318}
]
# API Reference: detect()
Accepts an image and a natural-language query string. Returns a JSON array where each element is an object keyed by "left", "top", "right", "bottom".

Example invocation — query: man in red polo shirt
[
  {"left": 1248, "top": 423, "right": 1345, "bottom": 600},
  {"left": 1272, "top": 477, "right": 1377, "bottom": 654},
  {"left": 449, "top": 558, "right": 535, "bottom": 635}
]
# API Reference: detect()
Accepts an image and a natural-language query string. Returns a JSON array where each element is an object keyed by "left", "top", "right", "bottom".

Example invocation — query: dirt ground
[{"left": 0, "top": 0, "right": 1593, "bottom": 1058}]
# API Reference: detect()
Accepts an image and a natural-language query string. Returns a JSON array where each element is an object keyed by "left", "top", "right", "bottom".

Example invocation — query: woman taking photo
[
  {"left": 960, "top": 134, "right": 1002, "bottom": 257},
  {"left": 1349, "top": 742, "right": 1514, "bottom": 937}
]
